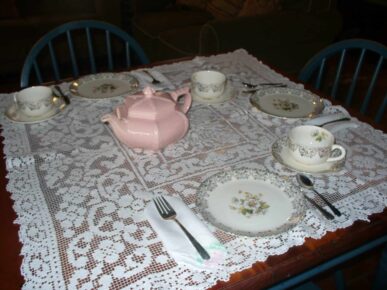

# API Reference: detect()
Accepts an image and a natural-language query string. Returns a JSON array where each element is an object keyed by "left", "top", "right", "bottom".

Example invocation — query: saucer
[
  {"left": 70, "top": 72, "right": 139, "bottom": 99},
  {"left": 250, "top": 87, "right": 324, "bottom": 118},
  {"left": 192, "top": 83, "right": 235, "bottom": 104},
  {"left": 5, "top": 96, "right": 67, "bottom": 124},
  {"left": 271, "top": 136, "right": 345, "bottom": 173}
]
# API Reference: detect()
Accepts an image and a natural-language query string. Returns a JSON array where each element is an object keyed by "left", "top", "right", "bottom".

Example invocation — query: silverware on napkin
[
  {"left": 305, "top": 112, "right": 351, "bottom": 127},
  {"left": 143, "top": 70, "right": 161, "bottom": 85},
  {"left": 153, "top": 196, "right": 210, "bottom": 260}
]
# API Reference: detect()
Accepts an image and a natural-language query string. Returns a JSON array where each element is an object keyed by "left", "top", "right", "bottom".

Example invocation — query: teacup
[
  {"left": 191, "top": 70, "right": 226, "bottom": 100},
  {"left": 15, "top": 86, "right": 53, "bottom": 117},
  {"left": 286, "top": 125, "right": 346, "bottom": 165}
]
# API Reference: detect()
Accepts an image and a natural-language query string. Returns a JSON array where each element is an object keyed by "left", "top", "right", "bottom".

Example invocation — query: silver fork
[
  {"left": 153, "top": 196, "right": 210, "bottom": 260},
  {"left": 143, "top": 70, "right": 161, "bottom": 85}
]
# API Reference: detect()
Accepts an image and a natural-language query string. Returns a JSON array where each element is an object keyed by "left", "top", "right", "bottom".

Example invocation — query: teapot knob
[{"left": 143, "top": 86, "right": 156, "bottom": 98}]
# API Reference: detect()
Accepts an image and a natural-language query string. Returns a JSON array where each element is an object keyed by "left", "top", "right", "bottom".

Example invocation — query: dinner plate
[
  {"left": 250, "top": 87, "right": 324, "bottom": 118},
  {"left": 196, "top": 168, "right": 306, "bottom": 237},
  {"left": 5, "top": 96, "right": 67, "bottom": 124},
  {"left": 272, "top": 136, "right": 346, "bottom": 173},
  {"left": 192, "top": 83, "right": 235, "bottom": 104},
  {"left": 70, "top": 72, "right": 139, "bottom": 99}
]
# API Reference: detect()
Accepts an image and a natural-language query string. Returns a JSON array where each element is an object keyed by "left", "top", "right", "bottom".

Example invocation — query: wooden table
[{"left": 0, "top": 55, "right": 386, "bottom": 290}]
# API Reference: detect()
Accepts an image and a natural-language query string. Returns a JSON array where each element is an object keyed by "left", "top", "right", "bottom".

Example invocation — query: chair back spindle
[
  {"left": 20, "top": 20, "right": 149, "bottom": 88},
  {"left": 299, "top": 39, "right": 387, "bottom": 124}
]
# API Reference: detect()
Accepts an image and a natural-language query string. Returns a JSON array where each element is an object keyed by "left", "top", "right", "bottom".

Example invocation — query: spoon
[{"left": 296, "top": 174, "right": 342, "bottom": 217}]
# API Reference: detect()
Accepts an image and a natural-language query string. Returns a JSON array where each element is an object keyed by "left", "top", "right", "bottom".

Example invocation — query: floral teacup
[
  {"left": 16, "top": 86, "right": 53, "bottom": 117},
  {"left": 286, "top": 125, "right": 346, "bottom": 165},
  {"left": 191, "top": 70, "right": 226, "bottom": 100}
]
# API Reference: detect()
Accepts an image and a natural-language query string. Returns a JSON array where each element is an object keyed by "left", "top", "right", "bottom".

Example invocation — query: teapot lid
[{"left": 126, "top": 87, "right": 176, "bottom": 120}]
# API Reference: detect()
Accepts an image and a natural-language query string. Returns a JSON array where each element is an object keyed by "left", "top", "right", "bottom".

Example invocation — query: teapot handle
[{"left": 171, "top": 87, "right": 192, "bottom": 113}]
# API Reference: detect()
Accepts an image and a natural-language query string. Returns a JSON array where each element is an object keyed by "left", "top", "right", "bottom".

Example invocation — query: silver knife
[
  {"left": 54, "top": 85, "right": 71, "bottom": 105},
  {"left": 303, "top": 194, "right": 334, "bottom": 220}
]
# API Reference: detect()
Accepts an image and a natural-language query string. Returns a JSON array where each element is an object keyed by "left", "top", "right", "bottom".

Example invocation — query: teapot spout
[
  {"left": 101, "top": 114, "right": 113, "bottom": 123},
  {"left": 101, "top": 113, "right": 133, "bottom": 146}
]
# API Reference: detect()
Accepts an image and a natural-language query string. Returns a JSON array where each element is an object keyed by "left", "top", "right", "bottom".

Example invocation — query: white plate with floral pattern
[
  {"left": 250, "top": 87, "right": 324, "bottom": 118},
  {"left": 196, "top": 168, "right": 306, "bottom": 237},
  {"left": 70, "top": 72, "right": 139, "bottom": 99}
]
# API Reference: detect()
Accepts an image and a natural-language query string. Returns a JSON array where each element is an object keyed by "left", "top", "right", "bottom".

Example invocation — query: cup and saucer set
[
  {"left": 272, "top": 125, "right": 346, "bottom": 173},
  {"left": 5, "top": 86, "right": 68, "bottom": 124},
  {"left": 190, "top": 70, "right": 235, "bottom": 104}
]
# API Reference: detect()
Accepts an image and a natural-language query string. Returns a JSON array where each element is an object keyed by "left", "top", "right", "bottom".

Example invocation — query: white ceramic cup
[
  {"left": 15, "top": 86, "right": 53, "bottom": 117},
  {"left": 286, "top": 125, "right": 346, "bottom": 165},
  {"left": 191, "top": 70, "right": 226, "bottom": 100}
]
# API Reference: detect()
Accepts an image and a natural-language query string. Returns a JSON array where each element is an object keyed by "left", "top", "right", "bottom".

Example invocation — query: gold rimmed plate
[
  {"left": 70, "top": 72, "right": 139, "bottom": 99},
  {"left": 250, "top": 87, "right": 324, "bottom": 118},
  {"left": 196, "top": 168, "right": 306, "bottom": 237}
]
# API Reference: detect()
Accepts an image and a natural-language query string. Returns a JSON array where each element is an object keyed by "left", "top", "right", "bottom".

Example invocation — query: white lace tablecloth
[{"left": 1, "top": 49, "right": 386, "bottom": 289}]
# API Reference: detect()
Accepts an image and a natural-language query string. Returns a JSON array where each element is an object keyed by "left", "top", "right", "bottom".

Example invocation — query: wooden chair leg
[
  {"left": 334, "top": 269, "right": 346, "bottom": 290},
  {"left": 268, "top": 235, "right": 387, "bottom": 290},
  {"left": 292, "top": 281, "right": 321, "bottom": 290},
  {"left": 372, "top": 244, "right": 387, "bottom": 290}
]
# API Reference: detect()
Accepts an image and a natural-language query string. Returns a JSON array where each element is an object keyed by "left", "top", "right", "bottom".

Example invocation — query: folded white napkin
[
  {"left": 130, "top": 69, "right": 175, "bottom": 90},
  {"left": 304, "top": 112, "right": 358, "bottom": 133},
  {"left": 145, "top": 196, "right": 227, "bottom": 271},
  {"left": 324, "top": 121, "right": 359, "bottom": 133},
  {"left": 304, "top": 112, "right": 350, "bottom": 126}
]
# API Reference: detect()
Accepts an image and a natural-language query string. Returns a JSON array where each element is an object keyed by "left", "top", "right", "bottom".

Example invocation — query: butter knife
[
  {"left": 305, "top": 112, "right": 350, "bottom": 127},
  {"left": 54, "top": 85, "right": 70, "bottom": 105}
]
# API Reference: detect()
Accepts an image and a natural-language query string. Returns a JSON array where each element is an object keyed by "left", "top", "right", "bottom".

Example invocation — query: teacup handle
[
  {"left": 326, "top": 144, "right": 346, "bottom": 163},
  {"left": 13, "top": 94, "right": 19, "bottom": 108}
]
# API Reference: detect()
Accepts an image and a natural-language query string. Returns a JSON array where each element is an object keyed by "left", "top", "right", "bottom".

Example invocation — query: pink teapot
[{"left": 101, "top": 86, "right": 192, "bottom": 150}]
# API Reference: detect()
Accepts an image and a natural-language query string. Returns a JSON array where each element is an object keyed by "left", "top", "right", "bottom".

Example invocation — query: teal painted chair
[
  {"left": 20, "top": 20, "right": 149, "bottom": 88},
  {"left": 298, "top": 39, "right": 387, "bottom": 124},
  {"left": 268, "top": 235, "right": 387, "bottom": 290},
  {"left": 287, "top": 38, "right": 387, "bottom": 290}
]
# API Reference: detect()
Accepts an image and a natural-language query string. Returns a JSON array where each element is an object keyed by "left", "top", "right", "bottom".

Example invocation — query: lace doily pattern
[{"left": 1, "top": 49, "right": 386, "bottom": 289}]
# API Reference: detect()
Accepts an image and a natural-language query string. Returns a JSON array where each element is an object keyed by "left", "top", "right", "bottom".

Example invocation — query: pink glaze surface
[{"left": 101, "top": 87, "right": 192, "bottom": 150}]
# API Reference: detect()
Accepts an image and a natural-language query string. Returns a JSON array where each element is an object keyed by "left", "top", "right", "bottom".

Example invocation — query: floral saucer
[
  {"left": 5, "top": 96, "right": 67, "bottom": 124},
  {"left": 70, "top": 72, "right": 139, "bottom": 99},
  {"left": 271, "top": 136, "right": 345, "bottom": 173},
  {"left": 250, "top": 87, "right": 324, "bottom": 118},
  {"left": 192, "top": 82, "right": 235, "bottom": 104}
]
